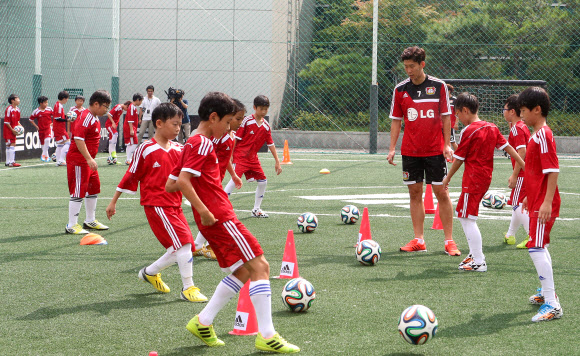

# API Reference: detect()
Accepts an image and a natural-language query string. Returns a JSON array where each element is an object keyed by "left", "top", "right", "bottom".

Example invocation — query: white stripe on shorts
[
  {"left": 75, "top": 166, "right": 81, "bottom": 198},
  {"left": 155, "top": 206, "right": 182, "bottom": 249},
  {"left": 462, "top": 193, "right": 469, "bottom": 219},
  {"left": 223, "top": 220, "right": 255, "bottom": 261},
  {"left": 513, "top": 177, "right": 524, "bottom": 203}
]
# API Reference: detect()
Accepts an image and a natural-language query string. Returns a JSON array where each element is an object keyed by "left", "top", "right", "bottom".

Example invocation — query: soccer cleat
[
  {"left": 202, "top": 244, "right": 217, "bottom": 260},
  {"left": 193, "top": 248, "right": 204, "bottom": 257},
  {"left": 56, "top": 161, "right": 67, "bottom": 167},
  {"left": 125, "top": 160, "right": 131, "bottom": 165},
  {"left": 529, "top": 288, "right": 560, "bottom": 305},
  {"left": 186, "top": 315, "right": 225, "bottom": 347},
  {"left": 5, "top": 162, "right": 21, "bottom": 167},
  {"left": 255, "top": 333, "right": 300, "bottom": 354},
  {"left": 531, "top": 303, "right": 563, "bottom": 322},
  {"left": 138, "top": 268, "right": 170, "bottom": 293},
  {"left": 65, "top": 224, "right": 89, "bottom": 235},
  {"left": 504, "top": 233, "right": 516, "bottom": 245},
  {"left": 458, "top": 260, "right": 487, "bottom": 272},
  {"left": 516, "top": 237, "right": 529, "bottom": 249},
  {"left": 458, "top": 253, "right": 473, "bottom": 267},
  {"left": 252, "top": 208, "right": 269, "bottom": 218},
  {"left": 41, "top": 155, "right": 50, "bottom": 162},
  {"left": 83, "top": 220, "right": 109, "bottom": 230},
  {"left": 444, "top": 240, "right": 461, "bottom": 256},
  {"left": 180, "top": 286, "right": 208, "bottom": 303},
  {"left": 400, "top": 239, "right": 426, "bottom": 252}
]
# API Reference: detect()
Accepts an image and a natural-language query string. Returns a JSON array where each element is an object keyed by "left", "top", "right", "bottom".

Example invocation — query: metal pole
[
  {"left": 369, "top": 0, "right": 379, "bottom": 154},
  {"left": 33, "top": 0, "right": 43, "bottom": 102},
  {"left": 111, "top": 0, "right": 120, "bottom": 105}
]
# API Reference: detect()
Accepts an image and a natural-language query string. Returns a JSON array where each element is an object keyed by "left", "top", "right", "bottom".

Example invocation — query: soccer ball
[
  {"left": 490, "top": 193, "right": 507, "bottom": 209},
  {"left": 281, "top": 278, "right": 316, "bottom": 312},
  {"left": 51, "top": 153, "right": 57, "bottom": 162},
  {"left": 355, "top": 239, "right": 381, "bottom": 266},
  {"left": 481, "top": 192, "right": 492, "bottom": 208},
  {"left": 398, "top": 305, "right": 438, "bottom": 345},
  {"left": 66, "top": 111, "right": 77, "bottom": 122},
  {"left": 341, "top": 204, "right": 360, "bottom": 224},
  {"left": 13, "top": 125, "right": 24, "bottom": 136},
  {"left": 107, "top": 156, "right": 117, "bottom": 165},
  {"left": 297, "top": 212, "right": 318, "bottom": 233}
]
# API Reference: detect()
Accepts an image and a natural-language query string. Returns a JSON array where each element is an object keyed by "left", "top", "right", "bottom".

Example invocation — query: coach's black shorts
[
  {"left": 450, "top": 128, "right": 456, "bottom": 143},
  {"left": 402, "top": 154, "right": 447, "bottom": 185}
]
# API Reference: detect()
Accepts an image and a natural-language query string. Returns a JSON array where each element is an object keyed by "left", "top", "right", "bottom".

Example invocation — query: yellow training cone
[
  {"left": 319, "top": 168, "right": 330, "bottom": 174},
  {"left": 80, "top": 233, "right": 108, "bottom": 245}
]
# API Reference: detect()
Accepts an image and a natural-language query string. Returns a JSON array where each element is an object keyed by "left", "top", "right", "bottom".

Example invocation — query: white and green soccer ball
[
  {"left": 398, "top": 305, "right": 438, "bottom": 345},
  {"left": 297, "top": 212, "right": 318, "bottom": 233},
  {"left": 482, "top": 191, "right": 506, "bottom": 209},
  {"left": 341, "top": 204, "right": 360, "bottom": 224},
  {"left": 66, "top": 111, "right": 77, "bottom": 122}
]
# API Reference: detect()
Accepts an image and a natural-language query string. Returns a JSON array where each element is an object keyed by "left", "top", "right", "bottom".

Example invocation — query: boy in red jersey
[
  {"left": 223, "top": 95, "right": 282, "bottom": 218},
  {"left": 106, "top": 103, "right": 207, "bottom": 303},
  {"left": 106, "top": 100, "right": 131, "bottom": 164},
  {"left": 68, "top": 95, "right": 86, "bottom": 137},
  {"left": 29, "top": 96, "right": 54, "bottom": 162},
  {"left": 124, "top": 93, "right": 143, "bottom": 165},
  {"left": 518, "top": 87, "right": 562, "bottom": 322},
  {"left": 52, "top": 91, "right": 70, "bottom": 166},
  {"left": 3, "top": 94, "right": 22, "bottom": 167},
  {"left": 172, "top": 92, "right": 299, "bottom": 353},
  {"left": 64, "top": 90, "right": 111, "bottom": 235},
  {"left": 442, "top": 93, "right": 524, "bottom": 272},
  {"left": 503, "top": 94, "right": 531, "bottom": 248}
]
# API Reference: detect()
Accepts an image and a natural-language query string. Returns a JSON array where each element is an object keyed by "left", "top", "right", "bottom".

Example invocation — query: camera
[{"left": 165, "top": 87, "right": 184, "bottom": 101}]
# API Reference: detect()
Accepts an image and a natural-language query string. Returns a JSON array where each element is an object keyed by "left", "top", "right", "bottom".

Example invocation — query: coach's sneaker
[
  {"left": 138, "top": 268, "right": 170, "bottom": 293},
  {"left": 458, "top": 260, "right": 487, "bottom": 272},
  {"left": 255, "top": 333, "right": 300, "bottom": 354},
  {"left": 458, "top": 253, "right": 474, "bottom": 267},
  {"left": 444, "top": 240, "right": 461, "bottom": 256},
  {"left": 186, "top": 315, "right": 225, "bottom": 347},
  {"left": 531, "top": 303, "right": 563, "bottom": 322},
  {"left": 504, "top": 233, "right": 516, "bottom": 245},
  {"left": 202, "top": 244, "right": 217, "bottom": 260},
  {"left": 83, "top": 220, "right": 109, "bottom": 230},
  {"left": 252, "top": 208, "right": 269, "bottom": 218},
  {"left": 181, "top": 286, "right": 208, "bottom": 303},
  {"left": 516, "top": 237, "right": 529, "bottom": 249},
  {"left": 400, "top": 238, "right": 426, "bottom": 252},
  {"left": 65, "top": 224, "right": 89, "bottom": 235}
]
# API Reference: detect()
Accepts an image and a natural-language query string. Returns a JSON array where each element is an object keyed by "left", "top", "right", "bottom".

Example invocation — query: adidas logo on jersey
[
  {"left": 153, "top": 161, "right": 161, "bottom": 168},
  {"left": 403, "top": 93, "right": 409, "bottom": 98},
  {"left": 226, "top": 147, "right": 230, "bottom": 150},
  {"left": 250, "top": 130, "right": 254, "bottom": 134}
]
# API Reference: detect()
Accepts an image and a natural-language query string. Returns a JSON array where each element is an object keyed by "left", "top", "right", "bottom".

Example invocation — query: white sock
[
  {"left": 198, "top": 274, "right": 244, "bottom": 326},
  {"left": 529, "top": 247, "right": 559, "bottom": 308},
  {"left": 42, "top": 138, "right": 50, "bottom": 157},
  {"left": 126, "top": 144, "right": 137, "bottom": 162},
  {"left": 249, "top": 280, "right": 276, "bottom": 339},
  {"left": 224, "top": 178, "right": 235, "bottom": 195},
  {"left": 459, "top": 217, "right": 484, "bottom": 263},
  {"left": 518, "top": 205, "right": 530, "bottom": 234},
  {"left": 8, "top": 146, "right": 15, "bottom": 164},
  {"left": 145, "top": 246, "right": 177, "bottom": 274},
  {"left": 415, "top": 238, "right": 424, "bottom": 244},
  {"left": 5, "top": 147, "right": 10, "bottom": 164},
  {"left": 68, "top": 198, "right": 83, "bottom": 227},
  {"left": 175, "top": 244, "right": 194, "bottom": 289},
  {"left": 85, "top": 195, "right": 97, "bottom": 222},
  {"left": 108, "top": 140, "right": 116, "bottom": 156},
  {"left": 507, "top": 205, "right": 519, "bottom": 236},
  {"left": 194, "top": 232, "right": 207, "bottom": 250},
  {"left": 254, "top": 180, "right": 267, "bottom": 210},
  {"left": 63, "top": 141, "right": 70, "bottom": 159},
  {"left": 55, "top": 144, "right": 63, "bottom": 162}
]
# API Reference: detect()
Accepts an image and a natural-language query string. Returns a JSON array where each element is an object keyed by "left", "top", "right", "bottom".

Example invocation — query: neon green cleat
[
  {"left": 255, "top": 333, "right": 300, "bottom": 354},
  {"left": 65, "top": 224, "right": 89, "bottom": 235},
  {"left": 186, "top": 315, "right": 225, "bottom": 347},
  {"left": 138, "top": 268, "right": 170, "bottom": 293},
  {"left": 181, "top": 286, "right": 208, "bottom": 303},
  {"left": 516, "top": 237, "right": 529, "bottom": 249},
  {"left": 83, "top": 220, "right": 109, "bottom": 230},
  {"left": 504, "top": 234, "right": 516, "bottom": 245}
]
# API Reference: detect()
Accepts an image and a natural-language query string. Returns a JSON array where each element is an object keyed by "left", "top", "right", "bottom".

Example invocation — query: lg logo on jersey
[{"left": 407, "top": 108, "right": 434, "bottom": 121}]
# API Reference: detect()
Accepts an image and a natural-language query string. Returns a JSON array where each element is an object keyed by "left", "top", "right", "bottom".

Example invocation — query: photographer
[
  {"left": 167, "top": 88, "right": 190, "bottom": 144},
  {"left": 138, "top": 85, "right": 161, "bottom": 144}
]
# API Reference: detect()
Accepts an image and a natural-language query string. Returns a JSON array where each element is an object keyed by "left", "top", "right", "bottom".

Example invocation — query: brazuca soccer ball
[
  {"left": 13, "top": 125, "right": 24, "bottom": 136},
  {"left": 341, "top": 204, "right": 360, "bottom": 224},
  {"left": 297, "top": 212, "right": 318, "bottom": 233},
  {"left": 355, "top": 239, "right": 381, "bottom": 266},
  {"left": 107, "top": 157, "right": 117, "bottom": 165},
  {"left": 481, "top": 192, "right": 493, "bottom": 208},
  {"left": 490, "top": 193, "right": 507, "bottom": 209},
  {"left": 66, "top": 111, "right": 77, "bottom": 122},
  {"left": 281, "top": 278, "right": 316, "bottom": 312},
  {"left": 398, "top": 305, "right": 438, "bottom": 345},
  {"left": 51, "top": 153, "right": 57, "bottom": 162}
]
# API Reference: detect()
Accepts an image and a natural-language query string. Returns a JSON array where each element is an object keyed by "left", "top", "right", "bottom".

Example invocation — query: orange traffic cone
[
  {"left": 424, "top": 184, "right": 436, "bottom": 214},
  {"left": 431, "top": 203, "right": 443, "bottom": 230},
  {"left": 273, "top": 230, "right": 300, "bottom": 279},
  {"left": 229, "top": 280, "right": 258, "bottom": 335},
  {"left": 281, "top": 140, "right": 293, "bottom": 165},
  {"left": 356, "top": 207, "right": 372, "bottom": 245}
]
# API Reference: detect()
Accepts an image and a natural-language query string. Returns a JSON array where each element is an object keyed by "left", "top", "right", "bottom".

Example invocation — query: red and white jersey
[
  {"left": 69, "top": 106, "right": 86, "bottom": 136},
  {"left": 524, "top": 126, "right": 560, "bottom": 218},
  {"left": 53, "top": 102, "right": 66, "bottom": 120},
  {"left": 508, "top": 120, "right": 531, "bottom": 178},
  {"left": 52, "top": 101, "right": 67, "bottom": 135},
  {"left": 449, "top": 96, "right": 457, "bottom": 129},
  {"left": 179, "top": 134, "right": 237, "bottom": 223},
  {"left": 117, "top": 139, "right": 183, "bottom": 207},
  {"left": 453, "top": 120, "right": 508, "bottom": 193},
  {"left": 213, "top": 132, "right": 234, "bottom": 180},
  {"left": 107, "top": 104, "right": 124, "bottom": 128},
  {"left": 4, "top": 105, "right": 20, "bottom": 128},
  {"left": 232, "top": 115, "right": 274, "bottom": 164},
  {"left": 68, "top": 110, "right": 101, "bottom": 163},
  {"left": 30, "top": 107, "right": 54, "bottom": 132},
  {"left": 389, "top": 75, "right": 451, "bottom": 157},
  {"left": 123, "top": 103, "right": 139, "bottom": 136}
]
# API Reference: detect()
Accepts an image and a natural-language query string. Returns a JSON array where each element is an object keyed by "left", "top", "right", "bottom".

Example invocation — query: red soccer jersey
[
  {"left": 232, "top": 115, "right": 274, "bottom": 164},
  {"left": 30, "top": 107, "right": 54, "bottom": 132},
  {"left": 117, "top": 138, "right": 183, "bottom": 207},
  {"left": 123, "top": 103, "right": 139, "bottom": 138},
  {"left": 69, "top": 106, "right": 85, "bottom": 136},
  {"left": 180, "top": 134, "right": 237, "bottom": 224},
  {"left": 389, "top": 75, "right": 451, "bottom": 157},
  {"left": 524, "top": 126, "right": 560, "bottom": 218},
  {"left": 213, "top": 133, "right": 234, "bottom": 181},
  {"left": 68, "top": 110, "right": 101, "bottom": 163},
  {"left": 3, "top": 106, "right": 21, "bottom": 138},
  {"left": 508, "top": 120, "right": 531, "bottom": 178},
  {"left": 453, "top": 120, "right": 508, "bottom": 193},
  {"left": 107, "top": 104, "right": 123, "bottom": 128},
  {"left": 52, "top": 101, "right": 67, "bottom": 132}
]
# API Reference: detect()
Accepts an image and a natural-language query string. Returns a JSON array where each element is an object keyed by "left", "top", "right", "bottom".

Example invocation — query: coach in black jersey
[{"left": 386, "top": 46, "right": 461, "bottom": 256}]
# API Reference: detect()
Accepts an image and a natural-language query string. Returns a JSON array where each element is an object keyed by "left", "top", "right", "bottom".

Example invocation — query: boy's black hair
[
  {"left": 518, "top": 87, "right": 550, "bottom": 117},
  {"left": 37, "top": 96, "right": 49, "bottom": 104},
  {"left": 146, "top": 85, "right": 154, "bottom": 91},
  {"left": 152, "top": 102, "right": 182, "bottom": 126},
  {"left": 505, "top": 94, "right": 521, "bottom": 117},
  {"left": 233, "top": 98, "right": 246, "bottom": 113},
  {"left": 89, "top": 90, "right": 112, "bottom": 106},
  {"left": 253, "top": 95, "right": 270, "bottom": 108},
  {"left": 58, "top": 91, "right": 70, "bottom": 100},
  {"left": 75, "top": 95, "right": 85, "bottom": 102},
  {"left": 454, "top": 92, "right": 479, "bottom": 114},
  {"left": 198, "top": 92, "right": 235, "bottom": 121},
  {"left": 133, "top": 93, "right": 144, "bottom": 102},
  {"left": 123, "top": 100, "right": 132, "bottom": 106},
  {"left": 8, "top": 94, "right": 19, "bottom": 104},
  {"left": 401, "top": 46, "right": 426, "bottom": 64}
]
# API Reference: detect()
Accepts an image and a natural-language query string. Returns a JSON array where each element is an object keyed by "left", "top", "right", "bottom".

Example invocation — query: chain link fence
[{"left": 2, "top": 1, "right": 579, "bottom": 156}]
